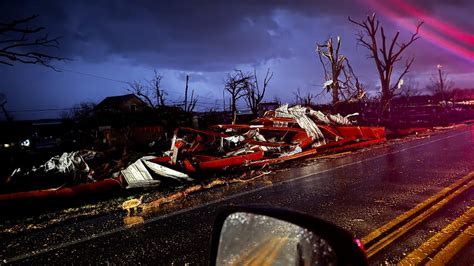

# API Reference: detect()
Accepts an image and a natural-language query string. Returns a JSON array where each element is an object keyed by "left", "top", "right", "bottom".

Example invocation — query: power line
[
  {"left": 53, "top": 68, "right": 261, "bottom": 108},
  {"left": 57, "top": 67, "right": 226, "bottom": 101},
  {"left": 57, "top": 68, "right": 129, "bottom": 84},
  {"left": 9, "top": 107, "right": 75, "bottom": 113}
]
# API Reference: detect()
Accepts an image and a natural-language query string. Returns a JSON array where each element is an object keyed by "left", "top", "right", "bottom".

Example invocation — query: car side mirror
[{"left": 210, "top": 207, "right": 367, "bottom": 265}]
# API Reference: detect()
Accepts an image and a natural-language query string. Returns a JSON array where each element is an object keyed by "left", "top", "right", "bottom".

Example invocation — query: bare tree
[
  {"left": 127, "top": 70, "right": 167, "bottom": 108},
  {"left": 149, "top": 70, "right": 167, "bottom": 106},
  {"left": 317, "top": 37, "right": 344, "bottom": 107},
  {"left": 317, "top": 36, "right": 365, "bottom": 110},
  {"left": 349, "top": 14, "right": 423, "bottom": 118},
  {"left": 245, "top": 68, "right": 273, "bottom": 115},
  {"left": 428, "top": 65, "right": 454, "bottom": 105},
  {"left": 0, "top": 15, "right": 67, "bottom": 69},
  {"left": 224, "top": 70, "right": 253, "bottom": 124},
  {"left": 293, "top": 88, "right": 316, "bottom": 106},
  {"left": 127, "top": 80, "right": 154, "bottom": 107}
]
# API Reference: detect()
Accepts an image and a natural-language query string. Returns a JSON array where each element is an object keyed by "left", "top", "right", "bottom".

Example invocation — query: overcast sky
[{"left": 1, "top": 0, "right": 473, "bottom": 120}]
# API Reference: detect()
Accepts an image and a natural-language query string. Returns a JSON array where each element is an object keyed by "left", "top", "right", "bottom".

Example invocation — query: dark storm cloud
[
  {"left": 1, "top": 0, "right": 371, "bottom": 71},
  {"left": 2, "top": 0, "right": 473, "bottom": 71}
]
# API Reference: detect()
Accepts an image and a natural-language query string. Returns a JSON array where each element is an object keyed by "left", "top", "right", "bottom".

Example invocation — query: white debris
[
  {"left": 121, "top": 157, "right": 193, "bottom": 188},
  {"left": 121, "top": 159, "right": 160, "bottom": 189},
  {"left": 309, "top": 110, "right": 332, "bottom": 124},
  {"left": 275, "top": 104, "right": 325, "bottom": 142},
  {"left": 143, "top": 160, "right": 193, "bottom": 182},
  {"left": 323, "top": 80, "right": 333, "bottom": 89},
  {"left": 328, "top": 113, "right": 358, "bottom": 125},
  {"left": 225, "top": 135, "right": 245, "bottom": 143},
  {"left": 397, "top": 79, "right": 404, "bottom": 90},
  {"left": 43, "top": 151, "right": 90, "bottom": 174},
  {"left": 13, "top": 151, "right": 91, "bottom": 179}
]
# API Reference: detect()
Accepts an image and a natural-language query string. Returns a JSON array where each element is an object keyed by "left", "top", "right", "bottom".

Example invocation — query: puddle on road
[{"left": 123, "top": 215, "right": 145, "bottom": 227}]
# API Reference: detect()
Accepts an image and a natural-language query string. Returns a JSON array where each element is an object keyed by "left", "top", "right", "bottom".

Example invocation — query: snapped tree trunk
[
  {"left": 232, "top": 99, "right": 237, "bottom": 124},
  {"left": 331, "top": 81, "right": 340, "bottom": 112},
  {"left": 381, "top": 81, "right": 391, "bottom": 120}
]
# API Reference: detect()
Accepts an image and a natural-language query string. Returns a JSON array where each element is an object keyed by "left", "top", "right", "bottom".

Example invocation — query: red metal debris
[
  {"left": 0, "top": 178, "right": 123, "bottom": 207},
  {"left": 199, "top": 151, "right": 265, "bottom": 170},
  {"left": 150, "top": 104, "right": 386, "bottom": 175},
  {"left": 0, "top": 105, "right": 387, "bottom": 207}
]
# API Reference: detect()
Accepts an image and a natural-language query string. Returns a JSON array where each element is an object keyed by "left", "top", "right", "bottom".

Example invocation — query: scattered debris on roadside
[
  {"left": 1, "top": 104, "right": 388, "bottom": 210},
  {"left": 0, "top": 107, "right": 470, "bottom": 235}
]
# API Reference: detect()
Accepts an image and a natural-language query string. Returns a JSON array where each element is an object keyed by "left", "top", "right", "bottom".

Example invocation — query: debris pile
[
  {"left": 0, "top": 105, "right": 385, "bottom": 207},
  {"left": 5, "top": 150, "right": 125, "bottom": 192},
  {"left": 11, "top": 151, "right": 93, "bottom": 183},
  {"left": 151, "top": 104, "right": 385, "bottom": 177}
]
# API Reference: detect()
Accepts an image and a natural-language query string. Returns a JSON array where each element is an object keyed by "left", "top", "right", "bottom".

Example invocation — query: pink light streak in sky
[
  {"left": 361, "top": 0, "right": 474, "bottom": 64},
  {"left": 390, "top": 0, "right": 474, "bottom": 46}
]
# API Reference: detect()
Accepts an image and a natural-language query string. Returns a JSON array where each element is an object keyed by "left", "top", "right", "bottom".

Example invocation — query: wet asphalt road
[{"left": 2, "top": 125, "right": 473, "bottom": 265}]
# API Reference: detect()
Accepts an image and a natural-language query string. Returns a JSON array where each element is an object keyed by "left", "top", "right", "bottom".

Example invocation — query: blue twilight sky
[{"left": 0, "top": 0, "right": 473, "bottom": 120}]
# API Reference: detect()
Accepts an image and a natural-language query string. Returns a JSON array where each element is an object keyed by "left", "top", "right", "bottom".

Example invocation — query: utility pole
[
  {"left": 437, "top": 64, "right": 445, "bottom": 104},
  {"left": 184, "top": 75, "right": 189, "bottom": 112}
]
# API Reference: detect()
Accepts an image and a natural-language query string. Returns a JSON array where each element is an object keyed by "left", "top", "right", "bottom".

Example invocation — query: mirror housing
[{"left": 210, "top": 207, "right": 367, "bottom": 266}]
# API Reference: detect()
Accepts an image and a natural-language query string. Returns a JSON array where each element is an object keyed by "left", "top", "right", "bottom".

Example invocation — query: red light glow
[{"left": 354, "top": 238, "right": 367, "bottom": 257}]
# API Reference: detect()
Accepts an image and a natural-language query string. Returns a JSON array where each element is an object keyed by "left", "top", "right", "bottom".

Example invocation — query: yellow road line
[
  {"left": 229, "top": 236, "right": 271, "bottom": 266},
  {"left": 427, "top": 224, "right": 474, "bottom": 265},
  {"left": 232, "top": 236, "right": 272, "bottom": 266},
  {"left": 366, "top": 179, "right": 473, "bottom": 258},
  {"left": 260, "top": 237, "right": 288, "bottom": 266},
  {"left": 242, "top": 236, "right": 280, "bottom": 266},
  {"left": 363, "top": 172, "right": 474, "bottom": 245},
  {"left": 398, "top": 207, "right": 473, "bottom": 265}
]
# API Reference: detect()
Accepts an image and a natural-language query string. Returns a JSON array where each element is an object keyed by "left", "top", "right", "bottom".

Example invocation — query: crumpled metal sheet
[
  {"left": 143, "top": 160, "right": 193, "bottom": 182},
  {"left": 309, "top": 110, "right": 332, "bottom": 124},
  {"left": 275, "top": 104, "right": 325, "bottom": 144},
  {"left": 43, "top": 151, "right": 90, "bottom": 174},
  {"left": 121, "top": 159, "right": 160, "bottom": 189},
  {"left": 121, "top": 156, "right": 193, "bottom": 189},
  {"left": 328, "top": 113, "right": 359, "bottom": 125},
  {"left": 12, "top": 151, "right": 92, "bottom": 181},
  {"left": 143, "top": 104, "right": 385, "bottom": 178}
]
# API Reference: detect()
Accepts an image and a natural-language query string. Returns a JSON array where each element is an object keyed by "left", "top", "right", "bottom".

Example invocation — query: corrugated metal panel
[{"left": 121, "top": 159, "right": 160, "bottom": 189}]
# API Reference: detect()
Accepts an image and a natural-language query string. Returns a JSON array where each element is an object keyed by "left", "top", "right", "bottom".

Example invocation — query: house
[{"left": 95, "top": 94, "right": 148, "bottom": 113}]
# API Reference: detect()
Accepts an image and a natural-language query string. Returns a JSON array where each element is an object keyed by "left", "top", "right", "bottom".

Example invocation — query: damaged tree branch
[
  {"left": 245, "top": 68, "right": 273, "bottom": 116},
  {"left": 317, "top": 36, "right": 366, "bottom": 109},
  {"left": 0, "top": 15, "right": 68, "bottom": 70},
  {"left": 224, "top": 70, "right": 253, "bottom": 124}
]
